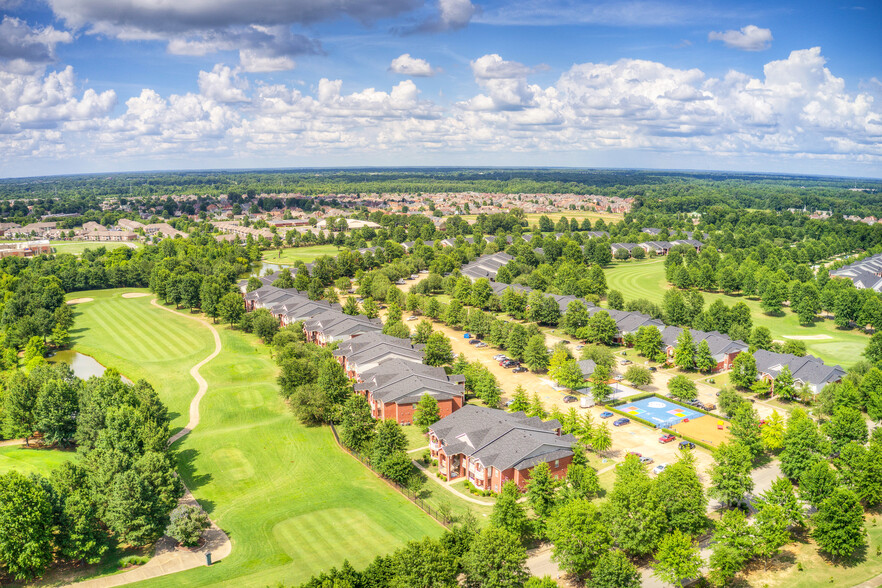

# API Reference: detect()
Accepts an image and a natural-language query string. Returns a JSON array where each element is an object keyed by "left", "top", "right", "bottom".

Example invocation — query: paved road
[{"left": 67, "top": 301, "right": 231, "bottom": 587}]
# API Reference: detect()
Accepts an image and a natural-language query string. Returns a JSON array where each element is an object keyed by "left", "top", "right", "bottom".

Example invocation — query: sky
[{"left": 0, "top": 0, "right": 880, "bottom": 179}]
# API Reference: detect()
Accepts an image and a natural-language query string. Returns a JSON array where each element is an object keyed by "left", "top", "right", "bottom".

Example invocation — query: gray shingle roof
[{"left": 429, "top": 405, "right": 575, "bottom": 472}]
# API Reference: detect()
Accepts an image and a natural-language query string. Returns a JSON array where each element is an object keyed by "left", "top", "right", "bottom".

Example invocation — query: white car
[
  {"left": 493, "top": 354, "right": 507, "bottom": 361},
  {"left": 652, "top": 464, "right": 668, "bottom": 476},
  {"left": 406, "top": 315, "right": 419, "bottom": 321}
]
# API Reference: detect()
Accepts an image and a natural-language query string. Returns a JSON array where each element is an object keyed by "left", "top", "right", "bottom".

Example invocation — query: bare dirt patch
[
  {"left": 122, "top": 292, "right": 150, "bottom": 298},
  {"left": 66, "top": 298, "right": 94, "bottom": 305},
  {"left": 673, "top": 414, "right": 732, "bottom": 447}
]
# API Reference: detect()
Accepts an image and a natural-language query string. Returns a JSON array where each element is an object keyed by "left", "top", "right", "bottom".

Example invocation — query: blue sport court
[{"left": 619, "top": 398, "right": 704, "bottom": 428}]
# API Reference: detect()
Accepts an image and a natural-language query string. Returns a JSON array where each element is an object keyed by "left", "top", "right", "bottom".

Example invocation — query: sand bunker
[
  {"left": 781, "top": 335, "right": 834, "bottom": 340},
  {"left": 66, "top": 298, "right": 93, "bottom": 305},
  {"left": 122, "top": 292, "right": 150, "bottom": 298}
]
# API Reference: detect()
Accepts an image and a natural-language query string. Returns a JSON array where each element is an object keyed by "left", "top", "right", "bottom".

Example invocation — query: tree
[
  {"left": 506, "top": 323, "right": 529, "bottom": 360},
  {"left": 413, "top": 319, "right": 434, "bottom": 344},
  {"left": 860, "top": 367, "right": 882, "bottom": 421},
  {"left": 824, "top": 406, "right": 868, "bottom": 450},
  {"left": 673, "top": 330, "right": 695, "bottom": 370},
  {"left": 757, "top": 477, "right": 804, "bottom": 528},
  {"left": 462, "top": 526, "right": 530, "bottom": 588},
  {"left": 51, "top": 463, "right": 107, "bottom": 563},
  {"left": 362, "top": 297, "right": 380, "bottom": 319},
  {"left": 371, "top": 419, "right": 408, "bottom": 470},
  {"left": 864, "top": 331, "right": 882, "bottom": 363},
  {"left": 524, "top": 334, "right": 549, "bottom": 372},
  {"left": 771, "top": 365, "right": 796, "bottom": 400},
  {"left": 694, "top": 340, "right": 715, "bottom": 373},
  {"left": 750, "top": 326, "right": 773, "bottom": 351},
  {"left": 342, "top": 295, "right": 360, "bottom": 315},
  {"left": 339, "top": 394, "right": 375, "bottom": 453},
  {"left": 607, "top": 289, "right": 624, "bottom": 310},
  {"left": 509, "top": 385, "right": 530, "bottom": 412},
  {"left": 653, "top": 530, "right": 703, "bottom": 587},
  {"left": 624, "top": 365, "right": 652, "bottom": 387},
  {"left": 555, "top": 359, "right": 586, "bottom": 391},
  {"left": 0, "top": 472, "right": 54, "bottom": 580},
  {"left": 591, "top": 422, "right": 612, "bottom": 453},
  {"left": 218, "top": 292, "right": 244, "bottom": 326},
  {"left": 2, "top": 372, "right": 37, "bottom": 445},
  {"left": 813, "top": 488, "right": 867, "bottom": 560},
  {"left": 635, "top": 325, "right": 663, "bottom": 358},
  {"left": 526, "top": 462, "right": 559, "bottom": 522},
  {"left": 166, "top": 504, "right": 210, "bottom": 547},
  {"left": 707, "top": 509, "right": 753, "bottom": 586},
  {"left": 761, "top": 410, "right": 785, "bottom": 451},
  {"left": 799, "top": 460, "right": 838, "bottom": 509},
  {"left": 414, "top": 393, "right": 441, "bottom": 431},
  {"left": 667, "top": 374, "right": 697, "bottom": 401},
  {"left": 527, "top": 393, "right": 547, "bottom": 419},
  {"left": 753, "top": 503, "right": 790, "bottom": 568},
  {"left": 490, "top": 481, "right": 531, "bottom": 543},
  {"left": 388, "top": 538, "right": 457, "bottom": 588},
  {"left": 546, "top": 499, "right": 612, "bottom": 576},
  {"left": 709, "top": 442, "right": 754, "bottom": 507},
  {"left": 36, "top": 378, "right": 79, "bottom": 446},
  {"left": 652, "top": 452, "right": 708, "bottom": 536},
  {"left": 588, "top": 550, "right": 641, "bottom": 588},
  {"left": 561, "top": 463, "right": 601, "bottom": 501},
  {"left": 424, "top": 332, "right": 453, "bottom": 366},
  {"left": 605, "top": 456, "right": 667, "bottom": 557},
  {"left": 730, "top": 404, "right": 763, "bottom": 459},
  {"left": 584, "top": 311, "right": 618, "bottom": 345},
  {"left": 761, "top": 278, "right": 785, "bottom": 314},
  {"left": 730, "top": 352, "right": 757, "bottom": 389},
  {"left": 780, "top": 409, "right": 828, "bottom": 480},
  {"left": 253, "top": 309, "right": 280, "bottom": 343},
  {"left": 591, "top": 364, "right": 612, "bottom": 404}
]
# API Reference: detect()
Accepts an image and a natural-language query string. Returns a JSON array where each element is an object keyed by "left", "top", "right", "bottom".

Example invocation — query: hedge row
[
  {"left": 606, "top": 391, "right": 655, "bottom": 407},
  {"left": 662, "top": 394, "right": 727, "bottom": 421}
]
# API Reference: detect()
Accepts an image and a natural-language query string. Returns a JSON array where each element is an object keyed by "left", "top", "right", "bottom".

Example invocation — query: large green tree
[
  {"left": 462, "top": 526, "right": 530, "bottom": 588},
  {"left": 813, "top": 488, "right": 867, "bottom": 560},
  {"left": 547, "top": 499, "right": 612, "bottom": 577},
  {"left": 0, "top": 472, "right": 55, "bottom": 580}
]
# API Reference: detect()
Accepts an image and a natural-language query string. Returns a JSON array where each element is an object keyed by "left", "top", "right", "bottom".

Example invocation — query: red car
[
  {"left": 626, "top": 451, "right": 642, "bottom": 458},
  {"left": 659, "top": 434, "right": 676, "bottom": 444}
]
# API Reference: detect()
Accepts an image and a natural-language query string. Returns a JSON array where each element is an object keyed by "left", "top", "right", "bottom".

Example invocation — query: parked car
[
  {"left": 406, "top": 315, "right": 419, "bottom": 321},
  {"left": 652, "top": 464, "right": 668, "bottom": 475},
  {"left": 649, "top": 366, "right": 657, "bottom": 372},
  {"left": 679, "top": 440, "right": 696, "bottom": 450},
  {"left": 396, "top": 280, "right": 405, "bottom": 285},
  {"left": 419, "top": 270, "right": 429, "bottom": 274},
  {"left": 502, "top": 360, "right": 520, "bottom": 368},
  {"left": 626, "top": 451, "right": 642, "bottom": 458},
  {"left": 561, "top": 340, "right": 572, "bottom": 345},
  {"left": 512, "top": 366, "right": 527, "bottom": 373},
  {"left": 659, "top": 434, "right": 676, "bottom": 443},
  {"left": 493, "top": 354, "right": 507, "bottom": 361},
  {"left": 613, "top": 418, "right": 631, "bottom": 427},
  {"left": 476, "top": 342, "right": 488, "bottom": 348},
  {"left": 704, "top": 402, "right": 717, "bottom": 410},
  {"left": 620, "top": 359, "right": 632, "bottom": 365},
  {"left": 600, "top": 411, "right": 614, "bottom": 419},
  {"left": 468, "top": 339, "right": 481, "bottom": 345},
  {"left": 563, "top": 395, "right": 578, "bottom": 403},
  {"left": 640, "top": 456, "right": 654, "bottom": 465},
  {"left": 614, "top": 375, "right": 624, "bottom": 381}
]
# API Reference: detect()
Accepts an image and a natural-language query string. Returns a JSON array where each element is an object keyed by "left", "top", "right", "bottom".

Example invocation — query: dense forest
[{"left": 1, "top": 168, "right": 880, "bottom": 217}]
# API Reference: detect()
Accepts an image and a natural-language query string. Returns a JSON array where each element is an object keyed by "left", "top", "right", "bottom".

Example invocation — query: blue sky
[{"left": 0, "top": 0, "right": 880, "bottom": 178}]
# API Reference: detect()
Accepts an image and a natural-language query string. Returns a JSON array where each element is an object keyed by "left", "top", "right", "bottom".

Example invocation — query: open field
[
  {"left": 0, "top": 445, "right": 76, "bottom": 476},
  {"left": 263, "top": 244, "right": 342, "bottom": 265},
  {"left": 66, "top": 291, "right": 442, "bottom": 588},
  {"left": 604, "top": 258, "right": 869, "bottom": 367},
  {"left": 65, "top": 289, "right": 216, "bottom": 435}
]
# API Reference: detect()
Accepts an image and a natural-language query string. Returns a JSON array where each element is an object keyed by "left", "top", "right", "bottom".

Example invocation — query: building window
[{"left": 554, "top": 459, "right": 559, "bottom": 468}]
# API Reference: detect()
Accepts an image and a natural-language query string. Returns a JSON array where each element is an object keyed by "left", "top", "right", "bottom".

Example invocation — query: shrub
[{"left": 165, "top": 505, "right": 210, "bottom": 547}]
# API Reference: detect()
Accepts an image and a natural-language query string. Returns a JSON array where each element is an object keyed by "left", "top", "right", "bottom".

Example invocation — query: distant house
[
  {"left": 660, "top": 326, "right": 748, "bottom": 371},
  {"left": 753, "top": 350, "right": 845, "bottom": 394},
  {"left": 461, "top": 251, "right": 514, "bottom": 282},
  {"left": 577, "top": 359, "right": 596, "bottom": 380},
  {"left": 0, "top": 240, "right": 51, "bottom": 258},
  {"left": 429, "top": 405, "right": 576, "bottom": 492},
  {"left": 830, "top": 253, "right": 882, "bottom": 292}
]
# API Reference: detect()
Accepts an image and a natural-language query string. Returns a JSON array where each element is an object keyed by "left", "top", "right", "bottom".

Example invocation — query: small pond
[{"left": 49, "top": 350, "right": 133, "bottom": 384}]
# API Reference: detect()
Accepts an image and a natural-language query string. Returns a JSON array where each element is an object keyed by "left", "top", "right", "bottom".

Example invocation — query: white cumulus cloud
[
  {"left": 709, "top": 24, "right": 773, "bottom": 51},
  {"left": 389, "top": 53, "right": 436, "bottom": 76}
]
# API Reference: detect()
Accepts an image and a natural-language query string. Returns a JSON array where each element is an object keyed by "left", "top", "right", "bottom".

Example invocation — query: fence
[{"left": 329, "top": 424, "right": 453, "bottom": 528}]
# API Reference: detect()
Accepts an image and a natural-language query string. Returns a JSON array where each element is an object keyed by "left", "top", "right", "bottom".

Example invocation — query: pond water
[{"left": 49, "top": 350, "right": 132, "bottom": 384}]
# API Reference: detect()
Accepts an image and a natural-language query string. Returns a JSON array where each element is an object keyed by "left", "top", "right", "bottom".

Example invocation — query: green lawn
[
  {"left": 52, "top": 241, "right": 141, "bottom": 256},
  {"left": 67, "top": 291, "right": 442, "bottom": 587},
  {"left": 604, "top": 259, "right": 869, "bottom": 368},
  {"left": 0, "top": 445, "right": 76, "bottom": 476},
  {"left": 263, "top": 245, "right": 342, "bottom": 265},
  {"left": 65, "top": 289, "right": 216, "bottom": 435}
]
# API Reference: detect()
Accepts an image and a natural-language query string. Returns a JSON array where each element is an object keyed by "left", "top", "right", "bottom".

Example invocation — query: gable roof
[{"left": 429, "top": 405, "right": 575, "bottom": 472}]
